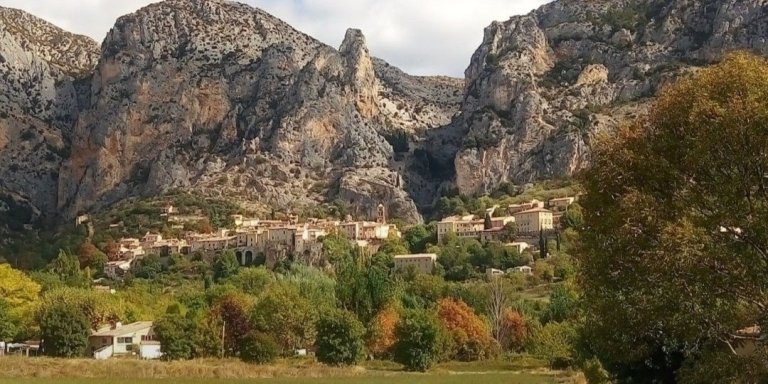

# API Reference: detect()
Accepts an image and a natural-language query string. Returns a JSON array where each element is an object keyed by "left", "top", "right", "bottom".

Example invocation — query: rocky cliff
[
  {"left": 4, "top": 0, "right": 768, "bottom": 228},
  {"left": 0, "top": 7, "right": 99, "bottom": 230},
  {"left": 454, "top": 0, "right": 768, "bottom": 196},
  {"left": 56, "top": 0, "right": 462, "bottom": 223}
]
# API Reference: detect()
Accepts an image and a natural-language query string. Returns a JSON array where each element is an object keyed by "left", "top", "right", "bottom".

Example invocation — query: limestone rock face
[
  {"left": 0, "top": 7, "right": 99, "bottom": 225},
  {"left": 57, "top": 0, "right": 462, "bottom": 222},
  {"left": 454, "top": 0, "right": 768, "bottom": 196}
]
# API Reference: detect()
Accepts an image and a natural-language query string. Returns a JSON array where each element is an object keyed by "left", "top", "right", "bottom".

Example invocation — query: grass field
[
  {"left": 0, "top": 356, "right": 576, "bottom": 384},
  {"left": 0, "top": 373, "right": 557, "bottom": 384}
]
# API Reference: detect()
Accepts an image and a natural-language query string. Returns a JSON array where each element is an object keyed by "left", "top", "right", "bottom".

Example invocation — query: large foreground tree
[{"left": 578, "top": 52, "right": 768, "bottom": 381}]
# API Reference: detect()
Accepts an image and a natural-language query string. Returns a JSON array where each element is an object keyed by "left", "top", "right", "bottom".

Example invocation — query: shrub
[
  {"left": 315, "top": 310, "right": 366, "bottom": 366},
  {"left": 239, "top": 332, "right": 278, "bottom": 364}
]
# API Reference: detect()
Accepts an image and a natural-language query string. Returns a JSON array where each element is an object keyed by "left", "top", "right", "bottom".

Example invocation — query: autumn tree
[
  {"left": 366, "top": 304, "right": 399, "bottom": 358},
  {"left": 210, "top": 293, "right": 252, "bottom": 357},
  {"left": 499, "top": 309, "right": 527, "bottom": 352},
  {"left": 436, "top": 298, "right": 495, "bottom": 361},
  {"left": 0, "top": 264, "right": 41, "bottom": 321},
  {"left": 578, "top": 52, "right": 768, "bottom": 380}
]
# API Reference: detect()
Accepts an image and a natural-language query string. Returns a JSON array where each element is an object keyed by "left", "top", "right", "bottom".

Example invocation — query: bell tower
[{"left": 376, "top": 204, "right": 387, "bottom": 224}]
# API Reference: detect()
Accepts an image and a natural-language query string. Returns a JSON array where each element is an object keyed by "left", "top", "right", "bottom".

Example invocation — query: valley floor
[{"left": 0, "top": 357, "right": 573, "bottom": 384}]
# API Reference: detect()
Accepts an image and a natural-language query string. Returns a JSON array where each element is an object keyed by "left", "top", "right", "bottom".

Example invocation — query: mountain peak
[{"left": 0, "top": 7, "right": 99, "bottom": 76}]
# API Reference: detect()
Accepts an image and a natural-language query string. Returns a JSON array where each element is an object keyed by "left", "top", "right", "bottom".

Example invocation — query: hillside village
[{"left": 101, "top": 196, "right": 577, "bottom": 282}]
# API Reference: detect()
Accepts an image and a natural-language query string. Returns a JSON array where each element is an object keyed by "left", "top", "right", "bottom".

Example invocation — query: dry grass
[{"left": 0, "top": 357, "right": 367, "bottom": 380}]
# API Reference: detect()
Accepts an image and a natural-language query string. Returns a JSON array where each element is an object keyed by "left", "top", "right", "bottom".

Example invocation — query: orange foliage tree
[
  {"left": 366, "top": 304, "right": 399, "bottom": 358},
  {"left": 436, "top": 298, "right": 495, "bottom": 361},
  {"left": 500, "top": 309, "right": 527, "bottom": 352}
]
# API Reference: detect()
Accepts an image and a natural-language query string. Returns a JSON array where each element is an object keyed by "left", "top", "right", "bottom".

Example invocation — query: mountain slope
[
  {"left": 57, "top": 0, "right": 462, "bottom": 223},
  {"left": 0, "top": 7, "right": 99, "bottom": 232},
  {"left": 454, "top": 0, "right": 768, "bottom": 196}
]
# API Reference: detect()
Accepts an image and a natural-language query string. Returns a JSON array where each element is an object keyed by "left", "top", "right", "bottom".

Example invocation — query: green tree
[
  {"left": 561, "top": 203, "right": 584, "bottom": 230},
  {"left": 40, "top": 287, "right": 124, "bottom": 329},
  {"left": 403, "top": 224, "right": 436, "bottom": 253},
  {"left": 154, "top": 313, "right": 196, "bottom": 360},
  {"left": 227, "top": 267, "right": 274, "bottom": 293},
  {"left": 48, "top": 249, "right": 87, "bottom": 287},
  {"left": 335, "top": 248, "right": 396, "bottom": 323},
  {"left": 541, "top": 285, "right": 579, "bottom": 324},
  {"left": 393, "top": 309, "right": 443, "bottom": 372},
  {"left": 315, "top": 310, "right": 366, "bottom": 366},
  {"left": 528, "top": 321, "right": 579, "bottom": 369},
  {"left": 239, "top": 331, "right": 278, "bottom": 364},
  {"left": 0, "top": 298, "right": 18, "bottom": 341},
  {"left": 578, "top": 52, "right": 768, "bottom": 380},
  {"left": 213, "top": 250, "right": 240, "bottom": 283},
  {"left": 40, "top": 303, "right": 89, "bottom": 357},
  {"left": 500, "top": 222, "right": 518, "bottom": 243},
  {"left": 133, "top": 254, "right": 163, "bottom": 279},
  {"left": 251, "top": 283, "right": 316, "bottom": 353}
]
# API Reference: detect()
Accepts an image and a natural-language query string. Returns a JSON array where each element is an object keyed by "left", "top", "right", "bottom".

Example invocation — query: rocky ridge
[
  {"left": 56, "top": 0, "right": 462, "bottom": 223},
  {"left": 453, "top": 0, "right": 768, "bottom": 196},
  {"left": 0, "top": 7, "right": 99, "bottom": 231},
  {"left": 3, "top": 0, "right": 768, "bottom": 229}
]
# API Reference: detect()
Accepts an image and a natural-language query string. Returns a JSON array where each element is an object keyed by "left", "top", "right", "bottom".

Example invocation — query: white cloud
[{"left": 1, "top": 0, "right": 550, "bottom": 76}]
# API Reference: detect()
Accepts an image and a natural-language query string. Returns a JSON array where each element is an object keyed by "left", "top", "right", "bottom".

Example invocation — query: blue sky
[{"left": 2, "top": 0, "right": 550, "bottom": 76}]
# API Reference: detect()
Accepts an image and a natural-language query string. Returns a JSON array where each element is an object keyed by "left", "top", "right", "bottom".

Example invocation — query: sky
[{"left": 2, "top": 0, "right": 550, "bottom": 77}]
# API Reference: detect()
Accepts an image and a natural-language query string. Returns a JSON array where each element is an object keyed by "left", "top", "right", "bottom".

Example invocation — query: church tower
[{"left": 376, "top": 204, "right": 387, "bottom": 224}]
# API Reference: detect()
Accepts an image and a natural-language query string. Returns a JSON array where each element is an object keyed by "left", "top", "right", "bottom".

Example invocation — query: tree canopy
[{"left": 578, "top": 52, "right": 768, "bottom": 380}]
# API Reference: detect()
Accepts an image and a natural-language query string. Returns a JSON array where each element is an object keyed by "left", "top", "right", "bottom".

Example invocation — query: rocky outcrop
[
  {"left": 57, "top": 0, "right": 462, "bottom": 222},
  {"left": 0, "top": 7, "right": 99, "bottom": 226},
  {"left": 454, "top": 0, "right": 768, "bottom": 196}
]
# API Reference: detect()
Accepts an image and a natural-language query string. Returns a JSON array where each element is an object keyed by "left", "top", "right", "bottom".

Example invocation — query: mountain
[
  {"left": 53, "top": 0, "right": 463, "bottom": 223},
  {"left": 0, "top": 7, "right": 99, "bottom": 231},
  {"left": 453, "top": 0, "right": 768, "bottom": 196},
  {"left": 2, "top": 0, "right": 768, "bottom": 231}
]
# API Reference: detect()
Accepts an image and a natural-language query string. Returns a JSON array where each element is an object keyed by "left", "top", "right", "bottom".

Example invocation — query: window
[{"left": 117, "top": 337, "right": 133, "bottom": 344}]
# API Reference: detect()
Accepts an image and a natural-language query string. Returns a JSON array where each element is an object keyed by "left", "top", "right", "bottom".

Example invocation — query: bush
[
  {"left": 40, "top": 303, "right": 89, "bottom": 357},
  {"left": 239, "top": 332, "right": 278, "bottom": 364},
  {"left": 393, "top": 309, "right": 443, "bottom": 372},
  {"left": 315, "top": 310, "right": 366, "bottom": 366}
]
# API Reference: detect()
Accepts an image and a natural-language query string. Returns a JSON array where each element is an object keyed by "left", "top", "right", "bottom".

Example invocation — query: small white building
[
  {"left": 507, "top": 242, "right": 531, "bottom": 254},
  {"left": 89, "top": 322, "right": 155, "bottom": 360},
  {"left": 486, "top": 268, "right": 506, "bottom": 279},
  {"left": 509, "top": 266, "right": 533, "bottom": 276}
]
